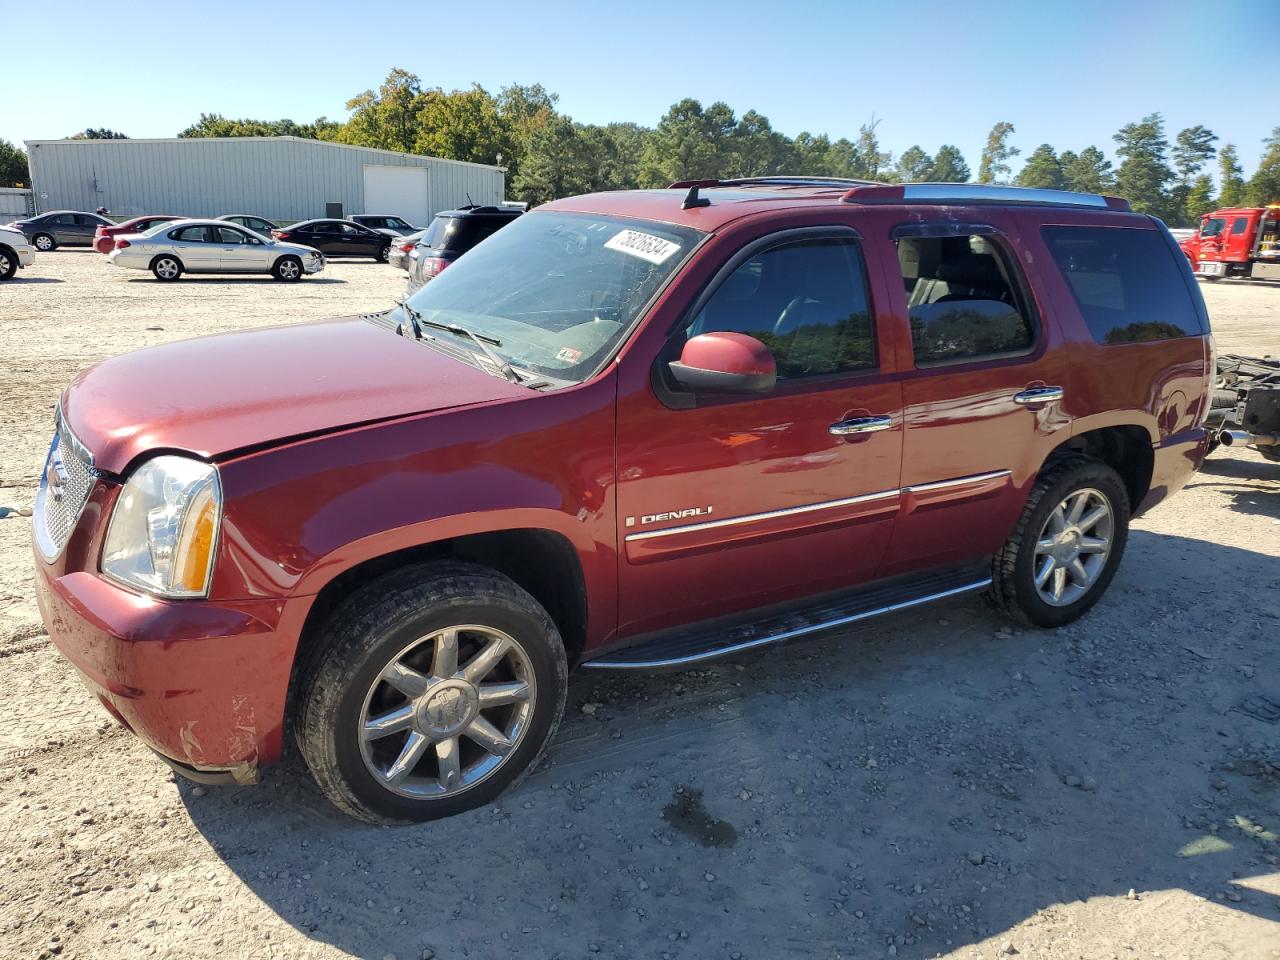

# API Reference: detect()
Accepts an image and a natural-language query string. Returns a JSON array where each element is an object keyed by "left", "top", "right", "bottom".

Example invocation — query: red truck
[
  {"left": 32, "top": 179, "right": 1213, "bottom": 823},
  {"left": 1178, "top": 204, "right": 1280, "bottom": 279}
]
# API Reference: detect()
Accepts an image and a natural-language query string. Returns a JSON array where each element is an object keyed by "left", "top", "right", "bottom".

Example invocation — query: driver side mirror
[{"left": 668, "top": 332, "right": 776, "bottom": 394}]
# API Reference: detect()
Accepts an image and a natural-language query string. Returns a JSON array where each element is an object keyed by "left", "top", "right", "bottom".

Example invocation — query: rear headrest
[{"left": 935, "top": 253, "right": 1006, "bottom": 290}]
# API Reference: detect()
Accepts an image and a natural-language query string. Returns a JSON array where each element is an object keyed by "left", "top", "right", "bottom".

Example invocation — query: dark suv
[
  {"left": 406, "top": 204, "right": 523, "bottom": 291},
  {"left": 33, "top": 179, "right": 1212, "bottom": 823}
]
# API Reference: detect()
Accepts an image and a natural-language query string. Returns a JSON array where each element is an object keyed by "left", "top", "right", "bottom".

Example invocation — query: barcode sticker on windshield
[{"left": 604, "top": 229, "right": 681, "bottom": 265}]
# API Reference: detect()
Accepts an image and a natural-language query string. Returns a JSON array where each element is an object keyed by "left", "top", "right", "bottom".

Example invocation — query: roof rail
[
  {"left": 668, "top": 176, "right": 883, "bottom": 190},
  {"left": 841, "top": 182, "right": 1131, "bottom": 212}
]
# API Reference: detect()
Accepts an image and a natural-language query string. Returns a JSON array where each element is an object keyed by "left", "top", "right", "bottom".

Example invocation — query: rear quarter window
[{"left": 1041, "top": 225, "right": 1206, "bottom": 345}]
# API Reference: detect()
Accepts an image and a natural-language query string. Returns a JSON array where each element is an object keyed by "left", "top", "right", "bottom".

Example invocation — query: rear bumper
[
  {"left": 33, "top": 559, "right": 304, "bottom": 775},
  {"left": 1135, "top": 427, "right": 1211, "bottom": 517}
]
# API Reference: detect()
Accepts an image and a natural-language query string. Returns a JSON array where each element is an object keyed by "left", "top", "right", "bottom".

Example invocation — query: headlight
[{"left": 101, "top": 456, "right": 222, "bottom": 598}]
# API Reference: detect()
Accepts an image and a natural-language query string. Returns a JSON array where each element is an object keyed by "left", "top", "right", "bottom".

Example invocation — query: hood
[{"left": 63, "top": 316, "right": 528, "bottom": 474}]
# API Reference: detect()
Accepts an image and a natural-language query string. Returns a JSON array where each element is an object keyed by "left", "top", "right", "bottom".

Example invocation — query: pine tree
[
  {"left": 1113, "top": 113, "right": 1175, "bottom": 217},
  {"left": 1184, "top": 174, "right": 1215, "bottom": 222},
  {"left": 929, "top": 145, "right": 969, "bottom": 183},
  {"left": 977, "top": 122, "right": 1019, "bottom": 184},
  {"left": 1218, "top": 144, "right": 1246, "bottom": 207},
  {"left": 1016, "top": 144, "right": 1064, "bottom": 190},
  {"left": 1060, "top": 146, "right": 1115, "bottom": 194},
  {"left": 895, "top": 146, "right": 934, "bottom": 183},
  {"left": 1245, "top": 128, "right": 1280, "bottom": 205}
]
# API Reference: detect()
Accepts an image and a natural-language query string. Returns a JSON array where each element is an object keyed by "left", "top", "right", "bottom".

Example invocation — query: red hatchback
[
  {"left": 93, "top": 215, "right": 184, "bottom": 254},
  {"left": 33, "top": 179, "right": 1213, "bottom": 823}
]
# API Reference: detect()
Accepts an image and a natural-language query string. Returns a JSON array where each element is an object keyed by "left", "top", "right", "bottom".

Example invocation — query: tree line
[{"left": 2, "top": 68, "right": 1278, "bottom": 226}]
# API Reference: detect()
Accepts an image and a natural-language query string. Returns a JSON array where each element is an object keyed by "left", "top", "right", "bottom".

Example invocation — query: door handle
[
  {"left": 1012, "top": 386, "right": 1064, "bottom": 405},
  {"left": 829, "top": 416, "right": 894, "bottom": 436}
]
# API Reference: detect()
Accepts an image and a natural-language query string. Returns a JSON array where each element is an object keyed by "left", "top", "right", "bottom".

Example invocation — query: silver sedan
[{"left": 107, "top": 219, "right": 324, "bottom": 282}]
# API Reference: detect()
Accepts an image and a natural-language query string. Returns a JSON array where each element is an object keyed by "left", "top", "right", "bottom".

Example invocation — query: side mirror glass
[{"left": 668, "top": 332, "right": 777, "bottom": 394}]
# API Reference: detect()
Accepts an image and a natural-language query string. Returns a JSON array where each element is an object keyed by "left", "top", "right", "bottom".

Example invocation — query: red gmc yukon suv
[{"left": 33, "top": 179, "right": 1213, "bottom": 823}]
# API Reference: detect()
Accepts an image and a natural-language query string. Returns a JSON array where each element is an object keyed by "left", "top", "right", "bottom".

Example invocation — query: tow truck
[{"left": 1179, "top": 204, "right": 1280, "bottom": 280}]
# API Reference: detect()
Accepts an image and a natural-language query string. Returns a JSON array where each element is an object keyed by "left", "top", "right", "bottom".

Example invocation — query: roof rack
[
  {"left": 841, "top": 182, "right": 1131, "bottom": 212},
  {"left": 668, "top": 176, "right": 883, "bottom": 190}
]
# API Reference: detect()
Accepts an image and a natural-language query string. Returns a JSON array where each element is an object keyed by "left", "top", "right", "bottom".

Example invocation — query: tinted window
[
  {"left": 51, "top": 214, "right": 76, "bottom": 225},
  {"left": 896, "top": 233, "right": 1033, "bottom": 365},
  {"left": 173, "top": 226, "right": 212, "bottom": 243},
  {"left": 1042, "top": 226, "right": 1205, "bottom": 344},
  {"left": 690, "top": 237, "right": 875, "bottom": 379},
  {"left": 421, "top": 215, "right": 518, "bottom": 252},
  {"left": 1231, "top": 217, "right": 1249, "bottom": 234}
]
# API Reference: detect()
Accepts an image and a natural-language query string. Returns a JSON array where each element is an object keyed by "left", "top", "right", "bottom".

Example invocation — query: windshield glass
[{"left": 403, "top": 211, "right": 703, "bottom": 381}]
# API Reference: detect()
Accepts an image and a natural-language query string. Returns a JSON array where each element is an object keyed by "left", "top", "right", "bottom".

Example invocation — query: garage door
[{"left": 362, "top": 165, "right": 430, "bottom": 226}]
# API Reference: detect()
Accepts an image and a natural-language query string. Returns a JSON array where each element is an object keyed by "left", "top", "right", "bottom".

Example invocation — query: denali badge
[{"left": 625, "top": 506, "right": 713, "bottom": 528}]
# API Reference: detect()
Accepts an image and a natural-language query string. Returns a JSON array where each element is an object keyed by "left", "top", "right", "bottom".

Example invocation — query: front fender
[{"left": 209, "top": 378, "right": 619, "bottom": 640}]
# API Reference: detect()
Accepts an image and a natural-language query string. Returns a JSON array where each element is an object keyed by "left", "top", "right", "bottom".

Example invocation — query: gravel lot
[{"left": 1, "top": 251, "right": 1278, "bottom": 960}]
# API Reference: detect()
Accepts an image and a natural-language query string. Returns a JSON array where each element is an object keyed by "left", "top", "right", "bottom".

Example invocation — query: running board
[{"left": 582, "top": 566, "right": 992, "bottom": 671}]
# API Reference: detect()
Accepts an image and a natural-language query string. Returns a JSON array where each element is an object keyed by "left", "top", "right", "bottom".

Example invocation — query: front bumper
[
  {"left": 303, "top": 253, "right": 325, "bottom": 274},
  {"left": 33, "top": 558, "right": 306, "bottom": 778},
  {"left": 13, "top": 242, "right": 35, "bottom": 266}
]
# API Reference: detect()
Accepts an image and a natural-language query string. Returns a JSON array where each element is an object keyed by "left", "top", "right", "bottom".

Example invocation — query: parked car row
[{"left": 2, "top": 204, "right": 525, "bottom": 284}]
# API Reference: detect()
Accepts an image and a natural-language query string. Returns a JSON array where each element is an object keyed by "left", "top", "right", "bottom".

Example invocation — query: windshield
[{"left": 402, "top": 211, "right": 703, "bottom": 381}]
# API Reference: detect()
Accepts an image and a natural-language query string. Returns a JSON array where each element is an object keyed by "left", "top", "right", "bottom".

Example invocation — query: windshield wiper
[
  {"left": 419, "top": 318, "right": 523, "bottom": 384},
  {"left": 394, "top": 299, "right": 424, "bottom": 341}
]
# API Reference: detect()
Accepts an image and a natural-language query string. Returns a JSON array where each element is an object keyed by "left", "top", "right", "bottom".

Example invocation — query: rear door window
[
  {"left": 1042, "top": 225, "right": 1206, "bottom": 344},
  {"left": 894, "top": 232, "right": 1035, "bottom": 365},
  {"left": 173, "top": 226, "right": 213, "bottom": 243}
]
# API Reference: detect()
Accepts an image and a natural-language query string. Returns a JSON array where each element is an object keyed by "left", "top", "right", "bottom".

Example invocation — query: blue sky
[{"left": 4, "top": 0, "right": 1278, "bottom": 178}]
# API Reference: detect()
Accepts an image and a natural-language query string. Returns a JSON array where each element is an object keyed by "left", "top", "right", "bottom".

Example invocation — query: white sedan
[
  {"left": 0, "top": 224, "right": 36, "bottom": 280},
  {"left": 107, "top": 219, "right": 324, "bottom": 282}
]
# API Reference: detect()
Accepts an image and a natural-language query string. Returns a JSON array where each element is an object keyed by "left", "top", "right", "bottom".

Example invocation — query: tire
[
  {"left": 376, "top": 244, "right": 390, "bottom": 263},
  {"left": 150, "top": 256, "right": 182, "bottom": 281},
  {"left": 988, "top": 455, "right": 1130, "bottom": 629},
  {"left": 33, "top": 233, "right": 55, "bottom": 252},
  {"left": 294, "top": 561, "right": 568, "bottom": 824},
  {"left": 273, "top": 256, "right": 303, "bottom": 282},
  {"left": 0, "top": 247, "right": 15, "bottom": 280}
]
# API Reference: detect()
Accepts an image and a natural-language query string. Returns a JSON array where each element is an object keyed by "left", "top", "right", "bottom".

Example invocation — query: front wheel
[
  {"left": 150, "top": 256, "right": 182, "bottom": 281},
  {"left": 989, "top": 456, "right": 1130, "bottom": 628},
  {"left": 0, "top": 248, "right": 15, "bottom": 280},
  {"left": 376, "top": 244, "right": 390, "bottom": 263},
  {"left": 273, "top": 256, "right": 302, "bottom": 282},
  {"left": 295, "top": 562, "right": 568, "bottom": 823}
]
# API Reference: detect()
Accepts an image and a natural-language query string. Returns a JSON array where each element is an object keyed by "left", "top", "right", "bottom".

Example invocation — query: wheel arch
[
  {"left": 293, "top": 527, "right": 590, "bottom": 673},
  {"left": 1043, "top": 424, "right": 1153, "bottom": 513}
]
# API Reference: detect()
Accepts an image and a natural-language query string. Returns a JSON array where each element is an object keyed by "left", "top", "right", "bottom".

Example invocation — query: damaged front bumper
[{"left": 33, "top": 561, "right": 304, "bottom": 780}]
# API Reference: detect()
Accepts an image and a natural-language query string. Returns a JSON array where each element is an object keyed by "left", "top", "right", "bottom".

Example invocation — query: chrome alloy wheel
[
  {"left": 1033, "top": 487, "right": 1113, "bottom": 607},
  {"left": 358, "top": 625, "right": 536, "bottom": 799},
  {"left": 155, "top": 257, "right": 180, "bottom": 279},
  {"left": 278, "top": 259, "right": 300, "bottom": 279},
  {"left": 0, "top": 252, "right": 10, "bottom": 275}
]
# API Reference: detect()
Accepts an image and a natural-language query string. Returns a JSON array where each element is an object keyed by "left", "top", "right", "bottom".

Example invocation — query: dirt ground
[{"left": 1, "top": 251, "right": 1277, "bottom": 960}]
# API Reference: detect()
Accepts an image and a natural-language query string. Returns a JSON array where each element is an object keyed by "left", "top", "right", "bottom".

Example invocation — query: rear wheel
[
  {"left": 0, "top": 247, "right": 15, "bottom": 280},
  {"left": 295, "top": 562, "right": 568, "bottom": 823},
  {"left": 150, "top": 256, "right": 182, "bottom": 281},
  {"left": 273, "top": 256, "right": 302, "bottom": 282},
  {"left": 33, "top": 233, "right": 54, "bottom": 252},
  {"left": 376, "top": 244, "right": 390, "bottom": 263},
  {"left": 989, "top": 456, "right": 1129, "bottom": 628}
]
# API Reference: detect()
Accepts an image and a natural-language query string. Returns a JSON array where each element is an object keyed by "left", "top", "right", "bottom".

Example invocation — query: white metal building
[{"left": 22, "top": 137, "right": 504, "bottom": 225}]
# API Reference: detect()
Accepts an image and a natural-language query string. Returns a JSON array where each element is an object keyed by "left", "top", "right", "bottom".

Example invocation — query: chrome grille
[{"left": 34, "top": 416, "right": 96, "bottom": 561}]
